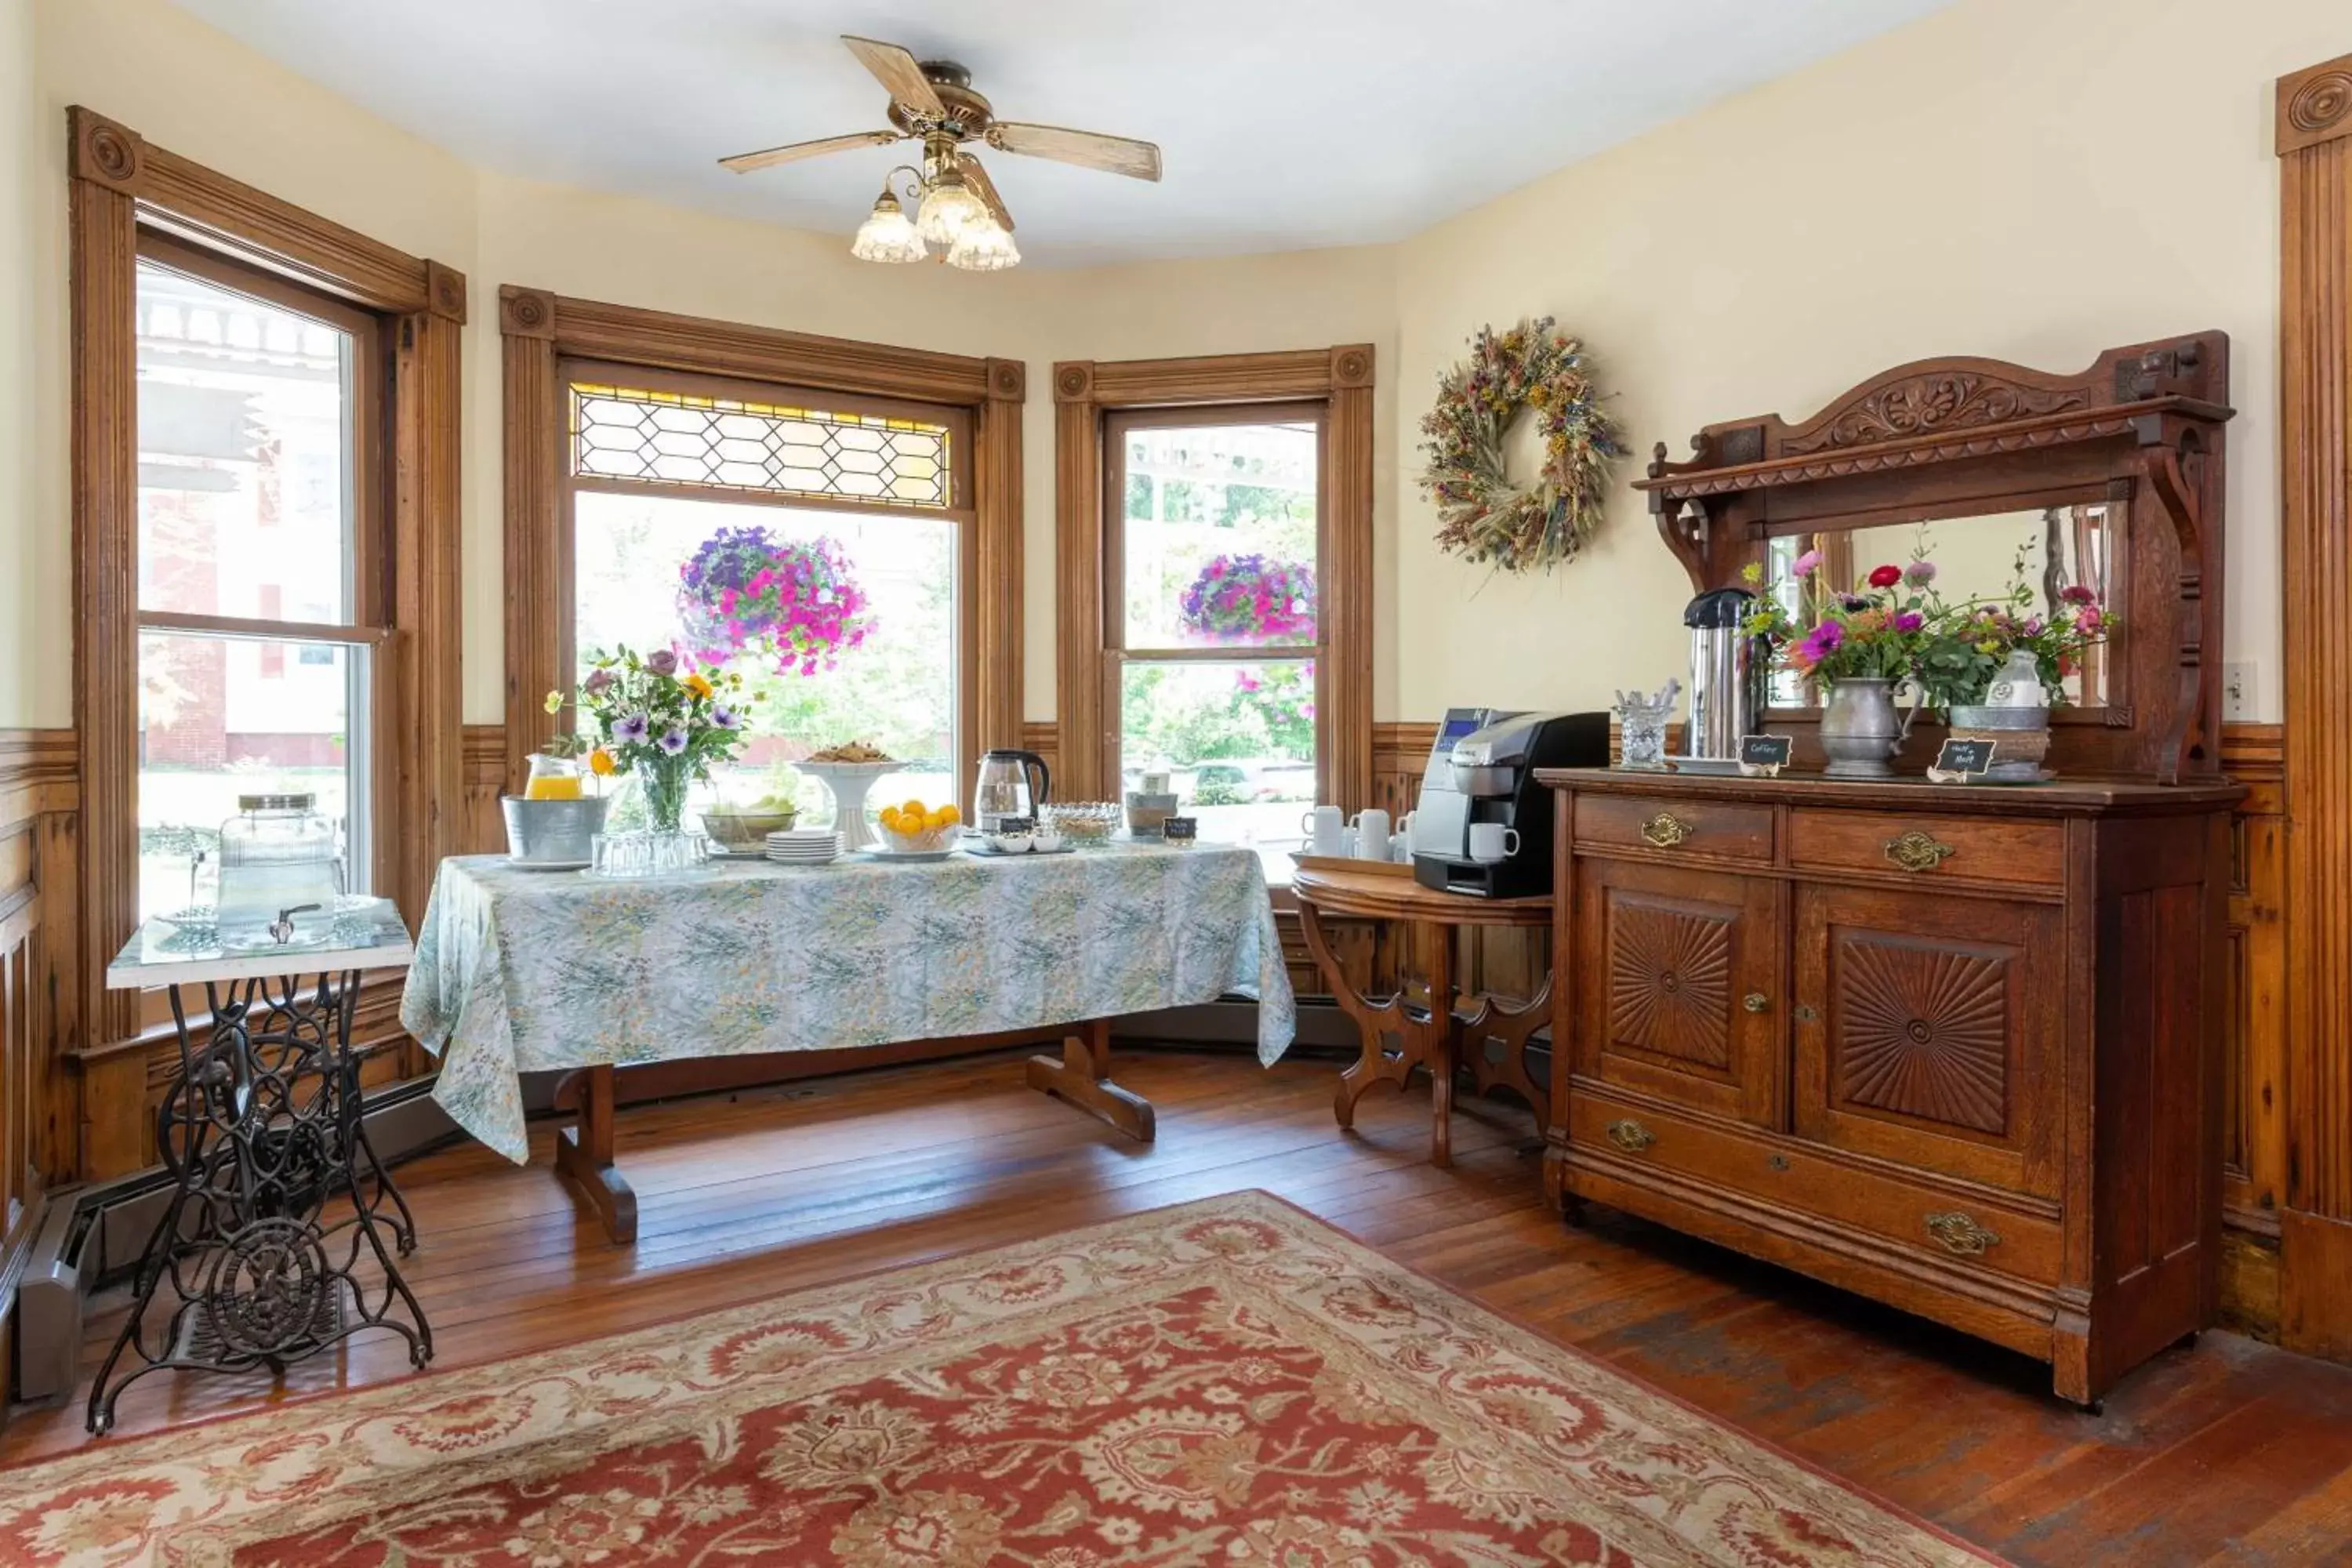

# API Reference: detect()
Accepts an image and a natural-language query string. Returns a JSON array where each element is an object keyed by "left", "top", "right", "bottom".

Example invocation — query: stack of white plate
[{"left": 765, "top": 828, "right": 843, "bottom": 866}]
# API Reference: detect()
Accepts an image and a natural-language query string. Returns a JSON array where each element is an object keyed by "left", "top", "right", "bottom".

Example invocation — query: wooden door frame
[
  {"left": 1052, "top": 347, "right": 1375, "bottom": 808},
  {"left": 498, "top": 289, "right": 1025, "bottom": 798},
  {"left": 66, "top": 106, "right": 465, "bottom": 1066},
  {"left": 2276, "top": 53, "right": 2352, "bottom": 1359}
]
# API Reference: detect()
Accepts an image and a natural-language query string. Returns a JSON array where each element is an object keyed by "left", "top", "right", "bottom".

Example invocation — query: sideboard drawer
[
  {"left": 1575, "top": 793, "right": 1775, "bottom": 863},
  {"left": 1567, "top": 1091, "right": 2061, "bottom": 1287},
  {"left": 1787, "top": 810, "right": 2063, "bottom": 887}
]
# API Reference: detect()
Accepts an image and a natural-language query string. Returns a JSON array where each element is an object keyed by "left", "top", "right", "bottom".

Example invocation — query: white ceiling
[{"left": 168, "top": 0, "right": 1955, "bottom": 267}]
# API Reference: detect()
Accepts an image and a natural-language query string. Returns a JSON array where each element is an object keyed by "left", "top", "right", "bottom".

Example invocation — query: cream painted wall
[
  {"left": 1392, "top": 0, "right": 2339, "bottom": 724},
  {"left": 0, "top": 0, "right": 34, "bottom": 726},
  {"left": 5, "top": 0, "right": 2334, "bottom": 735}
]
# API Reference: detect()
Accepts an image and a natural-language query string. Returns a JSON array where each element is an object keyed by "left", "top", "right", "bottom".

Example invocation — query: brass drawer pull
[
  {"left": 1924, "top": 1210, "right": 2001, "bottom": 1255},
  {"left": 1606, "top": 1119, "right": 1657, "bottom": 1153},
  {"left": 1743, "top": 993, "right": 1771, "bottom": 1014},
  {"left": 1885, "top": 830, "right": 1957, "bottom": 873},
  {"left": 1639, "top": 811, "right": 1692, "bottom": 848}
]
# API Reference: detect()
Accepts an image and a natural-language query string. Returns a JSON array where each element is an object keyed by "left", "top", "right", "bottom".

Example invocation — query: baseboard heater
[{"left": 13, "top": 1077, "right": 462, "bottom": 1406}]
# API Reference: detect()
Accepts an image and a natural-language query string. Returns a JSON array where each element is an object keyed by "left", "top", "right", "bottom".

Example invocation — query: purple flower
[
  {"left": 1792, "top": 549, "right": 1824, "bottom": 577},
  {"left": 583, "top": 667, "right": 616, "bottom": 696},
  {"left": 1904, "top": 561, "right": 1938, "bottom": 585},
  {"left": 656, "top": 728, "right": 688, "bottom": 756},
  {"left": 1893, "top": 612, "right": 1924, "bottom": 632},
  {"left": 645, "top": 648, "right": 680, "bottom": 677},
  {"left": 1840, "top": 594, "right": 1871, "bottom": 613},
  {"left": 1800, "top": 621, "right": 1845, "bottom": 659},
  {"left": 614, "top": 713, "right": 650, "bottom": 744},
  {"left": 710, "top": 706, "right": 741, "bottom": 731}
]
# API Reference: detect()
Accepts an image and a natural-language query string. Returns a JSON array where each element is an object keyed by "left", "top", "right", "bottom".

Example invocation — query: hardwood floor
[{"left": 9, "top": 1047, "right": 2352, "bottom": 1566}]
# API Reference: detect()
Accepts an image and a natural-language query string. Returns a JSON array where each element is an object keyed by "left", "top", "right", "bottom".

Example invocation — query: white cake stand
[{"left": 795, "top": 760, "right": 902, "bottom": 853}]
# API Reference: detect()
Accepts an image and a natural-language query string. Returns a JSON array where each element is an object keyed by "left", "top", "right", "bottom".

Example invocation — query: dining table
[{"left": 401, "top": 840, "right": 1296, "bottom": 1243}]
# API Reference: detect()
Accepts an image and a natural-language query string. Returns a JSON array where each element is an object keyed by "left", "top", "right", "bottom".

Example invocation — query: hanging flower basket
[
  {"left": 1178, "top": 554, "right": 1317, "bottom": 644},
  {"left": 1418, "top": 317, "right": 1624, "bottom": 574},
  {"left": 678, "top": 525, "right": 873, "bottom": 677}
]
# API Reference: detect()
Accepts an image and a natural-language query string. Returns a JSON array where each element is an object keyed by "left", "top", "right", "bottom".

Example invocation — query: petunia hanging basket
[
  {"left": 1417, "top": 317, "right": 1624, "bottom": 574},
  {"left": 1178, "top": 554, "right": 1317, "bottom": 644},
  {"left": 678, "top": 525, "right": 873, "bottom": 677}
]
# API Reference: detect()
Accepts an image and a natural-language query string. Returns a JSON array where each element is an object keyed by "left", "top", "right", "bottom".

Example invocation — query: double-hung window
[
  {"left": 1105, "top": 406, "right": 1326, "bottom": 877},
  {"left": 132, "top": 235, "right": 388, "bottom": 924}
]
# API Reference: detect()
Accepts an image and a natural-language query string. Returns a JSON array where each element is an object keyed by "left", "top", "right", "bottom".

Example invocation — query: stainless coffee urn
[{"left": 1683, "top": 587, "right": 1763, "bottom": 764}]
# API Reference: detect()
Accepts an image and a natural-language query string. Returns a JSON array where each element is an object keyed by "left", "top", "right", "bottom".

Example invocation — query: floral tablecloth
[{"left": 401, "top": 844, "right": 1297, "bottom": 1162}]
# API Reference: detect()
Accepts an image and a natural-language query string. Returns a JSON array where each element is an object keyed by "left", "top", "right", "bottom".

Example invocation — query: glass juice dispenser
[{"left": 216, "top": 793, "right": 342, "bottom": 948}]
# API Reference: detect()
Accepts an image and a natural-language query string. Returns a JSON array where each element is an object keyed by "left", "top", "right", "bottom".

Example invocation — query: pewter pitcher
[{"left": 1818, "top": 677, "right": 1918, "bottom": 778}]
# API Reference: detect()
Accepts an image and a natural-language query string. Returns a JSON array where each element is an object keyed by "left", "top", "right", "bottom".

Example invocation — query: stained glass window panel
[{"left": 571, "top": 383, "right": 951, "bottom": 508}]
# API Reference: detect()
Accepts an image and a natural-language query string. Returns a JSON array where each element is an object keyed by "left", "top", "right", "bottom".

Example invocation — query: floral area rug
[{"left": 0, "top": 1192, "right": 1998, "bottom": 1566}]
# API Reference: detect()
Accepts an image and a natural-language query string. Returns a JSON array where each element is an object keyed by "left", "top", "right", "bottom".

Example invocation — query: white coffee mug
[
  {"left": 1301, "top": 804, "right": 1345, "bottom": 858},
  {"left": 1351, "top": 808, "right": 1391, "bottom": 860},
  {"left": 1338, "top": 828, "right": 1358, "bottom": 858},
  {"left": 1467, "top": 823, "right": 1521, "bottom": 863}
]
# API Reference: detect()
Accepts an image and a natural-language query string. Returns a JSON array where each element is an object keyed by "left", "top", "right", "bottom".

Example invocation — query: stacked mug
[{"left": 1302, "top": 805, "right": 1409, "bottom": 862}]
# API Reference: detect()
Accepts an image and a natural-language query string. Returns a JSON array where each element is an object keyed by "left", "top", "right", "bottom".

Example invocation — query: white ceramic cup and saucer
[{"left": 1468, "top": 823, "right": 1521, "bottom": 863}]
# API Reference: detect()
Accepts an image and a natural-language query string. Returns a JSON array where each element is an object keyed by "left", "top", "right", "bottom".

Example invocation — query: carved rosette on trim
[
  {"left": 69, "top": 107, "right": 144, "bottom": 194},
  {"left": 426, "top": 261, "right": 469, "bottom": 325},
  {"left": 1784, "top": 374, "right": 2089, "bottom": 456},
  {"left": 499, "top": 286, "right": 557, "bottom": 341},
  {"left": 985, "top": 358, "right": 1027, "bottom": 402},
  {"left": 2280, "top": 57, "right": 2352, "bottom": 154},
  {"left": 1052, "top": 361, "right": 1095, "bottom": 403}
]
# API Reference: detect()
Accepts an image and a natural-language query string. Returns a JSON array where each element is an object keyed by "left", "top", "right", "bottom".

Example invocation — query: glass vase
[{"left": 640, "top": 756, "right": 693, "bottom": 833}]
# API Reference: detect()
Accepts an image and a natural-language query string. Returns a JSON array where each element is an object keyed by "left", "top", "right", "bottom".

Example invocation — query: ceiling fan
[{"left": 719, "top": 35, "right": 1163, "bottom": 272}]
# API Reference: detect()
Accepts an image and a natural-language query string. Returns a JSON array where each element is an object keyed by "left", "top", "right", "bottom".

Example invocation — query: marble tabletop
[{"left": 107, "top": 898, "right": 415, "bottom": 990}]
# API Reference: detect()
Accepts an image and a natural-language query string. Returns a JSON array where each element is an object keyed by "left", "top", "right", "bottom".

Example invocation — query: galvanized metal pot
[
  {"left": 1947, "top": 705, "right": 2055, "bottom": 782},
  {"left": 501, "top": 794, "right": 609, "bottom": 865}
]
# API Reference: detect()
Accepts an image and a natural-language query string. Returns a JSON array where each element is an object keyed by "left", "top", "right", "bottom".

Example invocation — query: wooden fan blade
[
  {"left": 958, "top": 154, "right": 1015, "bottom": 232},
  {"left": 719, "top": 130, "right": 901, "bottom": 173},
  {"left": 989, "top": 122, "right": 1161, "bottom": 182},
  {"left": 842, "top": 35, "right": 946, "bottom": 119}
]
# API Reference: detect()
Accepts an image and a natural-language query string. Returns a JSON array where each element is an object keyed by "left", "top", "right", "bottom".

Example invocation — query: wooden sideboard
[{"left": 1539, "top": 767, "right": 2241, "bottom": 1404}]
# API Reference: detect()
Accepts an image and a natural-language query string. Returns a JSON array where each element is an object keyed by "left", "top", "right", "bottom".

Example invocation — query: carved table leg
[
  {"left": 1301, "top": 903, "right": 1457, "bottom": 1165},
  {"left": 554, "top": 1063, "right": 638, "bottom": 1245},
  {"left": 1027, "top": 1018, "right": 1156, "bottom": 1141},
  {"left": 1455, "top": 973, "right": 1553, "bottom": 1129},
  {"left": 1425, "top": 927, "right": 1457, "bottom": 1167}
]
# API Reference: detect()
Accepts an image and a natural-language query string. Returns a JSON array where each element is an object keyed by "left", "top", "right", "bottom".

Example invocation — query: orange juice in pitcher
[{"left": 524, "top": 753, "right": 585, "bottom": 800}]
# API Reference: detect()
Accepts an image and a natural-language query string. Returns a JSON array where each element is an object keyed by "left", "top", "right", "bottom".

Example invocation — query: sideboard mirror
[
  {"left": 1638, "top": 334, "right": 2233, "bottom": 782},
  {"left": 1762, "top": 502, "right": 2121, "bottom": 710}
]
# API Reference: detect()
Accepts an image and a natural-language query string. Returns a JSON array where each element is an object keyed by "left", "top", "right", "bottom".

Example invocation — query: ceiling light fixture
[{"left": 720, "top": 35, "right": 1165, "bottom": 279}]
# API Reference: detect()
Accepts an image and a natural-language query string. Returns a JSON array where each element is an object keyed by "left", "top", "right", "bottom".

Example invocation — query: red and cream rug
[{"left": 1, "top": 1192, "right": 1994, "bottom": 1566}]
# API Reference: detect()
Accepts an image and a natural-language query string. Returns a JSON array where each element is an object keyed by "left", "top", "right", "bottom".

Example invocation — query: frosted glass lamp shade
[
  {"left": 850, "top": 191, "right": 926, "bottom": 264},
  {"left": 946, "top": 219, "right": 1022, "bottom": 273},
  {"left": 915, "top": 178, "right": 988, "bottom": 245}
]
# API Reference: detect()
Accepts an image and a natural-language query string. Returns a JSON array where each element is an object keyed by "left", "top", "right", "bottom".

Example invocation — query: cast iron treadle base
[{"left": 86, "top": 971, "right": 433, "bottom": 1435}]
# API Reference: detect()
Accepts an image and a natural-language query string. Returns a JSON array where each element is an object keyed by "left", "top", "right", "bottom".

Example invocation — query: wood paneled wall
[
  {"left": 0, "top": 731, "right": 82, "bottom": 1381},
  {"left": 2278, "top": 52, "right": 2352, "bottom": 1359}
]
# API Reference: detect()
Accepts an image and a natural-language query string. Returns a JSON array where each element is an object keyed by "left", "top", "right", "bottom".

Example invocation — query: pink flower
[
  {"left": 1893, "top": 612, "right": 1924, "bottom": 632},
  {"left": 1792, "top": 549, "right": 1824, "bottom": 577}
]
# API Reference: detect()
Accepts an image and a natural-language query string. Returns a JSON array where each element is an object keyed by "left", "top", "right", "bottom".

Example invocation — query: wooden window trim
[
  {"left": 1053, "top": 347, "right": 1374, "bottom": 808},
  {"left": 67, "top": 105, "right": 465, "bottom": 1054},
  {"left": 500, "top": 289, "right": 1025, "bottom": 806}
]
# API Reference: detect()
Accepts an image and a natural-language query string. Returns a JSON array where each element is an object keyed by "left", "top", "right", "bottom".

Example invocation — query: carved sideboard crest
[{"left": 1785, "top": 374, "right": 2089, "bottom": 456}]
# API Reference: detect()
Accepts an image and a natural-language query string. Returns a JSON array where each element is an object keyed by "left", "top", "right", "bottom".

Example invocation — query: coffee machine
[{"left": 1411, "top": 709, "right": 1610, "bottom": 898}]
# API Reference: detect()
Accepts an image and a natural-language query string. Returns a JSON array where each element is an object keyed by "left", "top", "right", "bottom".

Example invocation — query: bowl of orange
[{"left": 875, "top": 798, "right": 963, "bottom": 855}]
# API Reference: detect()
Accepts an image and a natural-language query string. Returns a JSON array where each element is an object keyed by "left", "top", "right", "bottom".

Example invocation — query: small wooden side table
[{"left": 1291, "top": 864, "right": 1552, "bottom": 1165}]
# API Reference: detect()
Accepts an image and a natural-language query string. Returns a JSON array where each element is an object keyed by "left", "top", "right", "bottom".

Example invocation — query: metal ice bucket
[{"left": 501, "top": 795, "right": 609, "bottom": 865}]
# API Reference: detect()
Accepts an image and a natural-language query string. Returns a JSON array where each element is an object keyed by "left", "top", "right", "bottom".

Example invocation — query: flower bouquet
[
  {"left": 677, "top": 524, "right": 873, "bottom": 677},
  {"left": 1744, "top": 553, "right": 1943, "bottom": 778},
  {"left": 546, "top": 647, "right": 753, "bottom": 870},
  {"left": 1912, "top": 561, "right": 2113, "bottom": 782},
  {"left": 1178, "top": 554, "right": 1316, "bottom": 644}
]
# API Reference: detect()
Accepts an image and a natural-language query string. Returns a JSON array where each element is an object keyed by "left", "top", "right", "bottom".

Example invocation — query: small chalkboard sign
[
  {"left": 1933, "top": 738, "right": 1999, "bottom": 777},
  {"left": 1737, "top": 735, "right": 1793, "bottom": 776}
]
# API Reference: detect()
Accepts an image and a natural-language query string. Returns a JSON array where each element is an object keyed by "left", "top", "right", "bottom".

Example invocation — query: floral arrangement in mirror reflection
[
  {"left": 545, "top": 647, "right": 753, "bottom": 834},
  {"left": 1740, "top": 553, "right": 1943, "bottom": 683},
  {"left": 677, "top": 524, "right": 874, "bottom": 677},
  {"left": 1178, "top": 554, "right": 1316, "bottom": 644},
  {"left": 1912, "top": 557, "right": 2112, "bottom": 712}
]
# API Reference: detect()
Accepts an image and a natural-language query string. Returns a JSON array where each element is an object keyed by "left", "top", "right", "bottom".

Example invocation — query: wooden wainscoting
[
  {"left": 462, "top": 724, "right": 508, "bottom": 855},
  {"left": 0, "top": 730, "right": 80, "bottom": 1390}
]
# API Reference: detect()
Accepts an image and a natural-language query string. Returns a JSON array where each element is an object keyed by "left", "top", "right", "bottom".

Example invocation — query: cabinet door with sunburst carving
[
  {"left": 1791, "top": 886, "right": 2062, "bottom": 1198},
  {"left": 1573, "top": 858, "right": 1784, "bottom": 1129}
]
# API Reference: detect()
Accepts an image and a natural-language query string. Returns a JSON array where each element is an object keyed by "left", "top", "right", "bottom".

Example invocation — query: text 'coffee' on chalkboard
[{"left": 1739, "top": 735, "right": 1794, "bottom": 768}]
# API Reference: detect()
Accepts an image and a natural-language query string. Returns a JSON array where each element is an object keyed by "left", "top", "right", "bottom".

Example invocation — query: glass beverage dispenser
[{"left": 216, "top": 793, "right": 342, "bottom": 948}]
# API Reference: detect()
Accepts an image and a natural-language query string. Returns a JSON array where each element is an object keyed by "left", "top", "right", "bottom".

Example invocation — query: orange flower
[
  {"left": 587, "top": 747, "right": 616, "bottom": 777},
  {"left": 682, "top": 672, "right": 715, "bottom": 699}
]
